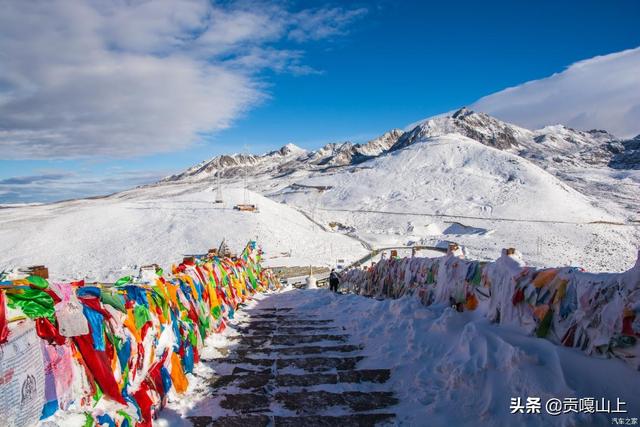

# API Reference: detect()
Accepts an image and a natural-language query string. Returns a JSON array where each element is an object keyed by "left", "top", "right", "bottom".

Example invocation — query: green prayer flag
[
  {"left": 114, "top": 276, "right": 132, "bottom": 287},
  {"left": 100, "top": 290, "right": 126, "bottom": 313},
  {"left": 26, "top": 275, "right": 49, "bottom": 289},
  {"left": 6, "top": 288, "right": 55, "bottom": 321},
  {"left": 83, "top": 413, "right": 94, "bottom": 427},
  {"left": 133, "top": 304, "right": 151, "bottom": 329}
]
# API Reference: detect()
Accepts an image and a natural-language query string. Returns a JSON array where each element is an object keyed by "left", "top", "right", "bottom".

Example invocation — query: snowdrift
[
  {"left": 341, "top": 248, "right": 640, "bottom": 369},
  {"left": 0, "top": 241, "right": 277, "bottom": 426}
]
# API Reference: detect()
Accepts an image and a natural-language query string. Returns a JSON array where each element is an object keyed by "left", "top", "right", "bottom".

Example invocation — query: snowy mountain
[
  {"left": 277, "top": 134, "right": 606, "bottom": 222},
  {"left": 395, "top": 107, "right": 634, "bottom": 168},
  {"left": 393, "top": 107, "right": 529, "bottom": 151},
  {"left": 164, "top": 108, "right": 638, "bottom": 186},
  {"left": 162, "top": 130, "right": 405, "bottom": 183},
  {"left": 161, "top": 143, "right": 309, "bottom": 181},
  {"left": 388, "top": 109, "right": 640, "bottom": 213},
  {"left": 152, "top": 107, "right": 640, "bottom": 272}
]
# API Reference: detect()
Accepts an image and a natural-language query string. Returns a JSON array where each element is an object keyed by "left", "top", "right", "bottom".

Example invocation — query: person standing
[{"left": 329, "top": 269, "right": 341, "bottom": 293}]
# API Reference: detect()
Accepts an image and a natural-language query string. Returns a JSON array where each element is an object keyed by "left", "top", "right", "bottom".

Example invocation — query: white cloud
[
  {"left": 470, "top": 47, "right": 640, "bottom": 139},
  {"left": 0, "top": 0, "right": 366, "bottom": 159}
]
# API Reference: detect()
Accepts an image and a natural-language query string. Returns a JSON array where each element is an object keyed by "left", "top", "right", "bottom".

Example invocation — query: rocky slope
[{"left": 161, "top": 129, "right": 406, "bottom": 183}]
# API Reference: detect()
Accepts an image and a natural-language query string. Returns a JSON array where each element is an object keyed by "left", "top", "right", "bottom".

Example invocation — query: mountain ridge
[{"left": 161, "top": 108, "right": 639, "bottom": 185}]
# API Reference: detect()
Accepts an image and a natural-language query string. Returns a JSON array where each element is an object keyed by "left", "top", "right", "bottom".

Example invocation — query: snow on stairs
[{"left": 191, "top": 307, "right": 397, "bottom": 427}]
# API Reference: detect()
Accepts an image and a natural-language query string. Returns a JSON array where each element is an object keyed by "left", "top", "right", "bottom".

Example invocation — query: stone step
[
  {"left": 219, "top": 393, "right": 270, "bottom": 413},
  {"left": 213, "top": 415, "right": 269, "bottom": 427},
  {"left": 274, "top": 414, "right": 395, "bottom": 427},
  {"left": 277, "top": 369, "right": 391, "bottom": 387},
  {"left": 210, "top": 372, "right": 272, "bottom": 390},
  {"left": 189, "top": 413, "right": 395, "bottom": 427},
  {"left": 275, "top": 391, "right": 398, "bottom": 413},
  {"left": 276, "top": 356, "right": 364, "bottom": 372},
  {"left": 234, "top": 344, "right": 363, "bottom": 357},
  {"left": 211, "top": 356, "right": 364, "bottom": 372},
  {"left": 232, "top": 367, "right": 271, "bottom": 375},
  {"left": 236, "top": 326, "right": 336, "bottom": 335},
  {"left": 217, "top": 390, "right": 396, "bottom": 415},
  {"left": 233, "top": 334, "right": 349, "bottom": 347},
  {"left": 244, "top": 319, "right": 333, "bottom": 326},
  {"left": 210, "top": 369, "right": 391, "bottom": 390},
  {"left": 187, "top": 306, "right": 396, "bottom": 427},
  {"left": 249, "top": 314, "right": 298, "bottom": 319}
]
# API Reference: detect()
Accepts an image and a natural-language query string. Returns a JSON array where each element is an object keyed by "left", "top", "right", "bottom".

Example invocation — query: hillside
[
  {"left": 0, "top": 185, "right": 367, "bottom": 281},
  {"left": 276, "top": 135, "right": 610, "bottom": 222}
]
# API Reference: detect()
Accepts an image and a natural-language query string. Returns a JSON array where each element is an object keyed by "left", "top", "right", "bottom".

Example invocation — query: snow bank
[
  {"left": 259, "top": 288, "right": 640, "bottom": 426},
  {"left": 341, "top": 248, "right": 640, "bottom": 369}
]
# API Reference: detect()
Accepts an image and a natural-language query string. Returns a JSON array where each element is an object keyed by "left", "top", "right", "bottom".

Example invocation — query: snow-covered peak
[
  {"left": 273, "top": 143, "right": 307, "bottom": 156},
  {"left": 392, "top": 108, "right": 533, "bottom": 152},
  {"left": 394, "top": 108, "right": 626, "bottom": 171},
  {"left": 354, "top": 129, "right": 404, "bottom": 156},
  {"left": 532, "top": 125, "right": 616, "bottom": 148}
]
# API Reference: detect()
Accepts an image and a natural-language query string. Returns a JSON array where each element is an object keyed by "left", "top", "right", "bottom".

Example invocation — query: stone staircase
[{"left": 189, "top": 307, "right": 397, "bottom": 427}]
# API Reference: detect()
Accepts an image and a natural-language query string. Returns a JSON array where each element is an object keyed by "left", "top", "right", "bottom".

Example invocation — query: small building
[{"left": 233, "top": 204, "right": 258, "bottom": 212}]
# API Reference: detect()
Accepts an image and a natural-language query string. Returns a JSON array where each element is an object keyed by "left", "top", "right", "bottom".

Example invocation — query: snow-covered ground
[
  {"left": 0, "top": 185, "right": 367, "bottom": 281},
  {"left": 156, "top": 287, "right": 640, "bottom": 427}
]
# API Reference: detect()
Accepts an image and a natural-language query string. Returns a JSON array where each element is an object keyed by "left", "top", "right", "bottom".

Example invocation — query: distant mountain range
[{"left": 163, "top": 108, "right": 639, "bottom": 184}]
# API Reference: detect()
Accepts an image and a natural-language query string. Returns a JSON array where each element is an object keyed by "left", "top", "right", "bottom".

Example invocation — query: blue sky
[{"left": 1, "top": 0, "right": 640, "bottom": 203}]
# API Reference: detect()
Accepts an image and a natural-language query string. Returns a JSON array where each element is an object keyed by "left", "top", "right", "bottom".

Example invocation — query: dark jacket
[{"left": 329, "top": 271, "right": 340, "bottom": 285}]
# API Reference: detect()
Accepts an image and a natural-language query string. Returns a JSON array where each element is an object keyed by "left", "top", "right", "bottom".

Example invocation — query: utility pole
[
  {"left": 243, "top": 144, "right": 251, "bottom": 205},
  {"left": 215, "top": 172, "right": 223, "bottom": 203}
]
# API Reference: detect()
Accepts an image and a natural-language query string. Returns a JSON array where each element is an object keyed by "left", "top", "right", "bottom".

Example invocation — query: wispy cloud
[
  {"left": 0, "top": 173, "right": 70, "bottom": 185},
  {"left": 470, "top": 47, "right": 640, "bottom": 139},
  {"left": 0, "top": 1, "right": 366, "bottom": 160},
  {"left": 0, "top": 169, "right": 169, "bottom": 204}
]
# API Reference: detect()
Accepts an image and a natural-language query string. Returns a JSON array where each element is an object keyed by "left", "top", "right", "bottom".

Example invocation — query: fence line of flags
[{"left": 0, "top": 240, "right": 279, "bottom": 427}]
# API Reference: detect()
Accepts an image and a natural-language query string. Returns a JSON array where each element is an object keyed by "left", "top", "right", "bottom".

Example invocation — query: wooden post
[{"left": 28, "top": 265, "right": 49, "bottom": 279}]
